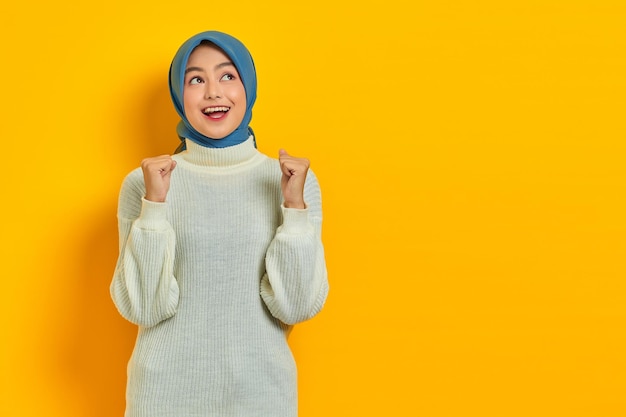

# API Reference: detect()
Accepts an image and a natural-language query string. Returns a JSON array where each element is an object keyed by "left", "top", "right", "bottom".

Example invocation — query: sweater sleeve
[
  {"left": 260, "top": 170, "right": 329, "bottom": 325},
  {"left": 110, "top": 170, "right": 180, "bottom": 327}
]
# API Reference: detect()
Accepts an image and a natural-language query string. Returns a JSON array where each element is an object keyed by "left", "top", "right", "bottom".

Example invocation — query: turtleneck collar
[{"left": 178, "top": 136, "right": 259, "bottom": 168}]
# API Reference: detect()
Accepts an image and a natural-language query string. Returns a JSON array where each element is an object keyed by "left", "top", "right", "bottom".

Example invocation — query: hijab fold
[{"left": 169, "top": 31, "right": 257, "bottom": 149}]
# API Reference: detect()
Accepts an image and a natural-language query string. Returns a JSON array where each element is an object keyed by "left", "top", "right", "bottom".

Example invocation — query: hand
[
  {"left": 141, "top": 155, "right": 177, "bottom": 202},
  {"left": 279, "top": 149, "right": 310, "bottom": 209}
]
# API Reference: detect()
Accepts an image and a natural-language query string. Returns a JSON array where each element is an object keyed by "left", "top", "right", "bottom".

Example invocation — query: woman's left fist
[{"left": 278, "top": 149, "right": 310, "bottom": 209}]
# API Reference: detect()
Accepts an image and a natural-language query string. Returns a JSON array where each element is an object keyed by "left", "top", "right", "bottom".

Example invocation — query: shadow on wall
[
  {"left": 59, "top": 80, "right": 180, "bottom": 416},
  {"left": 62, "top": 203, "right": 136, "bottom": 416}
]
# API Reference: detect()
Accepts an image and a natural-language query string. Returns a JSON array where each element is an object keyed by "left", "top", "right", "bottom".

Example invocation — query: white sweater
[{"left": 110, "top": 137, "right": 328, "bottom": 417}]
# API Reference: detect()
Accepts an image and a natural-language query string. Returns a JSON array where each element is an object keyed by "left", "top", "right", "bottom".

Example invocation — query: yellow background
[{"left": 1, "top": 1, "right": 625, "bottom": 416}]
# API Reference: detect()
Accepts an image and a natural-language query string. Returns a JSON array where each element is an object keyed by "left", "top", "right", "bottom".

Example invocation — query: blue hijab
[{"left": 169, "top": 31, "right": 257, "bottom": 149}]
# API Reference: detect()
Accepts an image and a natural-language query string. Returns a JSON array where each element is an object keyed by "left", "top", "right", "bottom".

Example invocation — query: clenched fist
[
  {"left": 141, "top": 155, "right": 177, "bottom": 202},
  {"left": 279, "top": 149, "right": 310, "bottom": 209}
]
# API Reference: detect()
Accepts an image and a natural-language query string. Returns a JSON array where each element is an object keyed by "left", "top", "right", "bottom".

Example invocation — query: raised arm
[
  {"left": 110, "top": 160, "right": 180, "bottom": 327},
  {"left": 260, "top": 151, "right": 329, "bottom": 325}
]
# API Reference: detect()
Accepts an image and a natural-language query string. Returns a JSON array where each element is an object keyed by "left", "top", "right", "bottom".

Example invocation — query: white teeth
[{"left": 203, "top": 106, "right": 230, "bottom": 114}]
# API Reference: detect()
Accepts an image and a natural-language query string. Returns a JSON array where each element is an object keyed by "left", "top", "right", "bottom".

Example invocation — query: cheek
[
  {"left": 235, "top": 87, "right": 247, "bottom": 113},
  {"left": 182, "top": 89, "right": 194, "bottom": 115},
  {"left": 235, "top": 89, "right": 247, "bottom": 120},
  {"left": 231, "top": 81, "right": 246, "bottom": 104}
]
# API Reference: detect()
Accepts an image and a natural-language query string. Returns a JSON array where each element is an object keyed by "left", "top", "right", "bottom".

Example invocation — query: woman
[{"left": 111, "top": 30, "right": 328, "bottom": 417}]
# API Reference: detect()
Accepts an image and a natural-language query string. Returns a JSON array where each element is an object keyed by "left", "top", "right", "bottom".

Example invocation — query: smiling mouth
[{"left": 203, "top": 106, "right": 230, "bottom": 119}]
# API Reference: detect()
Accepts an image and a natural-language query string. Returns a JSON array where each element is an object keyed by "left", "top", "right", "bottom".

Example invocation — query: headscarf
[{"left": 169, "top": 31, "right": 257, "bottom": 149}]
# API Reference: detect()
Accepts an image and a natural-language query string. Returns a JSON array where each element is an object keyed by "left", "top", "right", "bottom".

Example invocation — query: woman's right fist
[{"left": 141, "top": 155, "right": 177, "bottom": 202}]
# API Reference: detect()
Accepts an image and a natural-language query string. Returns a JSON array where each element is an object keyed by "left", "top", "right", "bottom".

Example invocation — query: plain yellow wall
[{"left": 2, "top": 1, "right": 625, "bottom": 416}]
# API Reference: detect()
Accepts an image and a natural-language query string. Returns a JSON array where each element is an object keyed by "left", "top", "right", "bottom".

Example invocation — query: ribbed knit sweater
[{"left": 110, "top": 137, "right": 329, "bottom": 417}]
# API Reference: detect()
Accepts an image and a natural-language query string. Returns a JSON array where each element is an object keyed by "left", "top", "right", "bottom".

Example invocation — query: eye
[
  {"left": 188, "top": 76, "right": 203, "bottom": 85},
  {"left": 220, "top": 73, "right": 236, "bottom": 81}
]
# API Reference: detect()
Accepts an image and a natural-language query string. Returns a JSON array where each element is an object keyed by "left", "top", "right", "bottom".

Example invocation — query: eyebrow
[{"left": 185, "top": 62, "right": 235, "bottom": 74}]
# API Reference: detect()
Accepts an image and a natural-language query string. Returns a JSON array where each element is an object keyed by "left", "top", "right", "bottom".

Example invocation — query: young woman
[{"left": 111, "top": 30, "right": 328, "bottom": 417}]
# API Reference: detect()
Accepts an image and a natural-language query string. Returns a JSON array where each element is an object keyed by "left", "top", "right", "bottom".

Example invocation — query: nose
[{"left": 204, "top": 80, "right": 222, "bottom": 100}]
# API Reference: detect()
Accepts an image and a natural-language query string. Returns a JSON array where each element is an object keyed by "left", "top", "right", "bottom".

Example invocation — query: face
[{"left": 183, "top": 44, "right": 247, "bottom": 139}]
